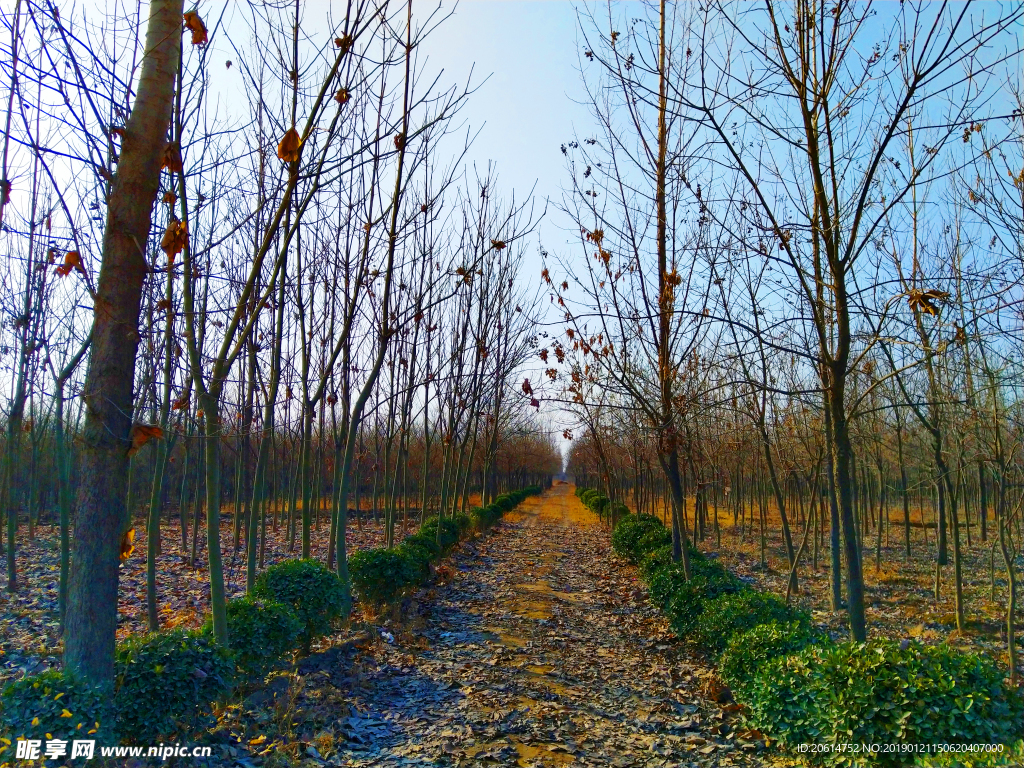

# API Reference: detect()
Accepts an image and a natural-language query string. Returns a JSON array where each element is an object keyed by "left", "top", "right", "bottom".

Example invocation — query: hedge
[{"left": 598, "top": 491, "right": 1024, "bottom": 766}]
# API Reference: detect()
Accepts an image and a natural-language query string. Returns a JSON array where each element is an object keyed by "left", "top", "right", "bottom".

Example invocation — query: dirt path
[{"left": 324, "top": 485, "right": 767, "bottom": 767}]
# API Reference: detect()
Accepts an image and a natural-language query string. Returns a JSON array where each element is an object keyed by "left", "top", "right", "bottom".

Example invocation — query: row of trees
[
  {"left": 554, "top": 0, "right": 1023, "bottom": 676},
  {"left": 0, "top": 0, "right": 558, "bottom": 684}
]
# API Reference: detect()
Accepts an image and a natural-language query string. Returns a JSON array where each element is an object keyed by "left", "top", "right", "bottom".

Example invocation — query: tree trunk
[{"left": 63, "top": 0, "right": 183, "bottom": 684}]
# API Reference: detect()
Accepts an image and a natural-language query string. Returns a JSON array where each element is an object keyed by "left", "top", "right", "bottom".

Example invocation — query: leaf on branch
[
  {"left": 119, "top": 528, "right": 135, "bottom": 562},
  {"left": 334, "top": 88, "right": 350, "bottom": 105},
  {"left": 161, "top": 219, "right": 188, "bottom": 263},
  {"left": 278, "top": 128, "right": 302, "bottom": 162},
  {"left": 393, "top": 133, "right": 405, "bottom": 151},
  {"left": 1, "top": 180, "right": 11, "bottom": 205},
  {"left": 55, "top": 251, "right": 86, "bottom": 278},
  {"left": 128, "top": 424, "right": 164, "bottom": 457},
  {"left": 530, "top": 398, "right": 540, "bottom": 409},
  {"left": 162, "top": 143, "right": 183, "bottom": 173},
  {"left": 162, "top": 190, "right": 177, "bottom": 205},
  {"left": 907, "top": 288, "right": 949, "bottom": 316},
  {"left": 491, "top": 239, "right": 506, "bottom": 251},
  {"left": 172, "top": 396, "right": 189, "bottom": 411},
  {"left": 334, "top": 34, "right": 352, "bottom": 53},
  {"left": 522, "top": 378, "right": 533, "bottom": 395},
  {"left": 183, "top": 10, "right": 208, "bottom": 46}
]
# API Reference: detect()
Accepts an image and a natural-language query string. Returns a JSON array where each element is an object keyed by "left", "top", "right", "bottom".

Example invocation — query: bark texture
[{"left": 63, "top": 0, "right": 183, "bottom": 683}]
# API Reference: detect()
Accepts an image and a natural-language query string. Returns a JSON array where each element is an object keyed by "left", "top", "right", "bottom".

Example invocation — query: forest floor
[
  {"left": 0, "top": 500, "right": 434, "bottom": 687},
  {"left": 0, "top": 484, "right": 770, "bottom": 766},
  {"left": 692, "top": 505, "right": 1022, "bottom": 677},
  {"left": 213, "top": 483, "right": 766, "bottom": 768}
]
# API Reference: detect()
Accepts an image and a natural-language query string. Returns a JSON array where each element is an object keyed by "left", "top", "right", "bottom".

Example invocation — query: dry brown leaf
[
  {"left": 128, "top": 424, "right": 164, "bottom": 457},
  {"left": 55, "top": 250, "right": 86, "bottom": 278},
  {"left": 161, "top": 219, "right": 188, "bottom": 263},
  {"left": 278, "top": 128, "right": 301, "bottom": 162},
  {"left": 907, "top": 288, "right": 950, "bottom": 316},
  {"left": 334, "top": 88, "right": 350, "bottom": 105},
  {"left": 183, "top": 10, "right": 208, "bottom": 46},
  {"left": 162, "top": 142, "right": 183, "bottom": 173},
  {"left": 119, "top": 528, "right": 135, "bottom": 562}
]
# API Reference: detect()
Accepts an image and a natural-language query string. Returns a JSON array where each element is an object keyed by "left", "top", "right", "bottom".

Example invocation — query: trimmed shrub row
[
  {"left": 2, "top": 558, "right": 348, "bottom": 750},
  {"left": 473, "top": 486, "right": 542, "bottom": 530},
  {"left": 598, "top": 492, "right": 1024, "bottom": 767},
  {"left": 3, "top": 482, "right": 544, "bottom": 755},
  {"left": 349, "top": 485, "right": 543, "bottom": 609}
]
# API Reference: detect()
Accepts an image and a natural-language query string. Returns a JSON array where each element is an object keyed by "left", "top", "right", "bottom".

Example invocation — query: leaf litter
[{"left": 286, "top": 484, "right": 770, "bottom": 768}]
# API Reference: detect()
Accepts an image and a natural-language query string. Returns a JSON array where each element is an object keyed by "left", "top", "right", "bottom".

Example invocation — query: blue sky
[{"left": 415, "top": 1, "right": 593, "bottom": 257}]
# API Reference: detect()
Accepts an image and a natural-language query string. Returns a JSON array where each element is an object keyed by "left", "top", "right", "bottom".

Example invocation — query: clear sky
[
  {"left": 416, "top": 1, "right": 596, "bottom": 461},
  {"left": 414, "top": 0, "right": 593, "bottom": 258}
]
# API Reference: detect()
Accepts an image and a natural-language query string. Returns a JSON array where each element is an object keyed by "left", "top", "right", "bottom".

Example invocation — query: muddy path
[{"left": 327, "top": 484, "right": 768, "bottom": 767}]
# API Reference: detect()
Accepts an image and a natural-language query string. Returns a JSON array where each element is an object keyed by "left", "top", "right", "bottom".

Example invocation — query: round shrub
[
  {"left": 640, "top": 542, "right": 712, "bottom": 581},
  {"left": 0, "top": 670, "right": 117, "bottom": 755},
  {"left": 611, "top": 513, "right": 666, "bottom": 563},
  {"left": 114, "top": 629, "right": 234, "bottom": 741},
  {"left": 493, "top": 495, "right": 515, "bottom": 513},
  {"left": 636, "top": 525, "right": 672, "bottom": 558},
  {"left": 404, "top": 532, "right": 441, "bottom": 560},
  {"left": 745, "top": 640, "right": 1024, "bottom": 767},
  {"left": 666, "top": 574, "right": 747, "bottom": 638},
  {"left": 420, "top": 516, "right": 460, "bottom": 551},
  {"left": 718, "top": 620, "right": 820, "bottom": 698},
  {"left": 691, "top": 589, "right": 809, "bottom": 658},
  {"left": 208, "top": 596, "right": 302, "bottom": 680},
  {"left": 646, "top": 560, "right": 688, "bottom": 610},
  {"left": 253, "top": 558, "right": 346, "bottom": 652},
  {"left": 453, "top": 512, "right": 472, "bottom": 535},
  {"left": 639, "top": 544, "right": 674, "bottom": 580},
  {"left": 397, "top": 541, "right": 432, "bottom": 581},
  {"left": 348, "top": 547, "right": 418, "bottom": 607}
]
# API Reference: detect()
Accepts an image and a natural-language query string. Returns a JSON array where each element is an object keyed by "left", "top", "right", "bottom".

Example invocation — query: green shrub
[
  {"left": 718, "top": 620, "right": 819, "bottom": 698},
  {"left": 348, "top": 548, "right": 419, "bottom": 606},
  {"left": 646, "top": 560, "right": 689, "bottom": 610},
  {"left": 0, "top": 671, "right": 116, "bottom": 755},
  {"left": 208, "top": 596, "right": 302, "bottom": 680},
  {"left": 611, "top": 513, "right": 667, "bottom": 563},
  {"left": 639, "top": 542, "right": 713, "bottom": 581},
  {"left": 665, "top": 574, "right": 747, "bottom": 638},
  {"left": 397, "top": 541, "right": 432, "bottom": 581},
  {"left": 745, "top": 640, "right": 1024, "bottom": 766},
  {"left": 691, "top": 589, "right": 808, "bottom": 657},
  {"left": 253, "top": 559, "right": 346, "bottom": 651},
  {"left": 404, "top": 532, "right": 441, "bottom": 560},
  {"left": 114, "top": 629, "right": 233, "bottom": 741},
  {"left": 453, "top": 512, "right": 472, "bottom": 535},
  {"left": 420, "top": 516, "right": 460, "bottom": 550},
  {"left": 472, "top": 504, "right": 503, "bottom": 529},
  {"left": 635, "top": 525, "right": 672, "bottom": 558}
]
